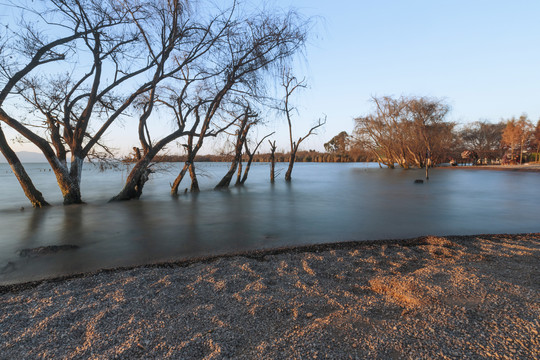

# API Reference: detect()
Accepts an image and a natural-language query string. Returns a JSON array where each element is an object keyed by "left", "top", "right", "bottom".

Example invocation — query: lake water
[{"left": 0, "top": 162, "right": 539, "bottom": 285}]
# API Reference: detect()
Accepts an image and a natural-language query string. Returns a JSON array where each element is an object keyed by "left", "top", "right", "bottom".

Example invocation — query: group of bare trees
[
  {"left": 352, "top": 96, "right": 540, "bottom": 168},
  {"left": 354, "top": 96, "right": 453, "bottom": 169},
  {"left": 1, "top": 0, "right": 321, "bottom": 208}
]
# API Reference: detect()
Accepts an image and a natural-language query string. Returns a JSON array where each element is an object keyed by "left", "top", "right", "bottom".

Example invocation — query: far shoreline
[{"left": 438, "top": 163, "right": 540, "bottom": 172}]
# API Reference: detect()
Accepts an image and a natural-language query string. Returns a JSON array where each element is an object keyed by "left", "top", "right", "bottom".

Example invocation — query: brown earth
[{"left": 0, "top": 233, "right": 539, "bottom": 359}]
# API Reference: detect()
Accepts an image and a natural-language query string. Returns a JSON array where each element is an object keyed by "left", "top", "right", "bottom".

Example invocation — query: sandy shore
[{"left": 1, "top": 233, "right": 539, "bottom": 359}]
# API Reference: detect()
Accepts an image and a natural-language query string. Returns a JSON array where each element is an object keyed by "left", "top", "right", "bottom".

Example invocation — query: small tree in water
[
  {"left": 215, "top": 106, "right": 258, "bottom": 189},
  {"left": 238, "top": 131, "right": 274, "bottom": 185},
  {"left": 280, "top": 70, "right": 325, "bottom": 181}
]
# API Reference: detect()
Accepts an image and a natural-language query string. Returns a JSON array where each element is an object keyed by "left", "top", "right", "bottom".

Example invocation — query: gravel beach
[{"left": 1, "top": 233, "right": 539, "bottom": 359}]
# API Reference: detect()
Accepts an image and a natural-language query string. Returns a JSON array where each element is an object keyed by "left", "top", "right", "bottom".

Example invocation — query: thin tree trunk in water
[
  {"left": 240, "top": 132, "right": 274, "bottom": 185},
  {"left": 270, "top": 154, "right": 275, "bottom": 183},
  {"left": 285, "top": 149, "right": 297, "bottom": 181},
  {"left": 171, "top": 162, "right": 190, "bottom": 195},
  {"left": 0, "top": 127, "right": 49, "bottom": 207},
  {"left": 189, "top": 162, "right": 200, "bottom": 192},
  {"left": 240, "top": 158, "right": 253, "bottom": 185},
  {"left": 235, "top": 160, "right": 243, "bottom": 186},
  {"left": 215, "top": 110, "right": 251, "bottom": 190},
  {"left": 269, "top": 140, "right": 276, "bottom": 183},
  {"left": 215, "top": 160, "right": 239, "bottom": 189},
  {"left": 114, "top": 126, "right": 188, "bottom": 200}
]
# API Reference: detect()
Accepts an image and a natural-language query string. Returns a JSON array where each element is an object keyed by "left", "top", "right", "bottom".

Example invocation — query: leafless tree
[
  {"left": 0, "top": 0, "right": 113, "bottom": 206},
  {"left": 112, "top": 0, "right": 231, "bottom": 200},
  {"left": 215, "top": 106, "right": 257, "bottom": 189},
  {"left": 1, "top": 0, "right": 186, "bottom": 204},
  {"left": 280, "top": 70, "right": 325, "bottom": 181},
  {"left": 238, "top": 131, "right": 274, "bottom": 185},
  {"left": 112, "top": 4, "right": 309, "bottom": 199}
]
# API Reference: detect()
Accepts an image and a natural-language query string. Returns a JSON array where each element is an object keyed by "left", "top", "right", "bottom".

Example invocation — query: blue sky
[
  {"left": 271, "top": 0, "right": 540, "bottom": 148},
  {"left": 5, "top": 0, "right": 540, "bottom": 155}
]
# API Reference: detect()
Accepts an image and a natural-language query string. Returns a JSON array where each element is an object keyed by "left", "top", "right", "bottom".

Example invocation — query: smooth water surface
[{"left": 0, "top": 162, "right": 539, "bottom": 284}]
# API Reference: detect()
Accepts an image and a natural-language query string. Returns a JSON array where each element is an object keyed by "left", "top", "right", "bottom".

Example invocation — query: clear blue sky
[
  {"left": 5, "top": 0, "right": 540, "bottom": 154},
  {"left": 267, "top": 0, "right": 540, "bottom": 150}
]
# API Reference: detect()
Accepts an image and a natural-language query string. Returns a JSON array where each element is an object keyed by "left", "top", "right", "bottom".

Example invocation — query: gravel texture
[{"left": 0, "top": 233, "right": 539, "bottom": 359}]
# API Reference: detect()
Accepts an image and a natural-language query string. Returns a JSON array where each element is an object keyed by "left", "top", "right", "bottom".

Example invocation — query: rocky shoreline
[{"left": 1, "top": 233, "right": 539, "bottom": 359}]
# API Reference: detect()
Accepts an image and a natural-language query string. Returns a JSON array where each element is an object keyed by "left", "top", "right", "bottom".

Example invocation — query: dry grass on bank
[{"left": 0, "top": 233, "right": 539, "bottom": 359}]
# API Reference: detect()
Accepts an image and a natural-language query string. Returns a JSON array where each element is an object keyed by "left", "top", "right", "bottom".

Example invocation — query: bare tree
[
  {"left": 0, "top": 0, "right": 109, "bottom": 206},
  {"left": 215, "top": 106, "right": 257, "bottom": 189},
  {"left": 1, "top": 0, "right": 185, "bottom": 204},
  {"left": 110, "top": 4, "right": 309, "bottom": 199},
  {"left": 166, "top": 6, "right": 310, "bottom": 195},
  {"left": 405, "top": 96, "right": 452, "bottom": 177},
  {"left": 281, "top": 70, "right": 325, "bottom": 181},
  {"left": 238, "top": 131, "right": 274, "bottom": 185},
  {"left": 112, "top": 0, "right": 229, "bottom": 200}
]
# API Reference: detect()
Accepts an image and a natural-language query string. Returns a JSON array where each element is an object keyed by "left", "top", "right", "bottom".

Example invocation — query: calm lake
[{"left": 1, "top": 162, "right": 539, "bottom": 285}]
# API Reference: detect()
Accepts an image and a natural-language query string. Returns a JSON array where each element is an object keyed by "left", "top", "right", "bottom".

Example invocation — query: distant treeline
[{"left": 141, "top": 150, "right": 370, "bottom": 164}]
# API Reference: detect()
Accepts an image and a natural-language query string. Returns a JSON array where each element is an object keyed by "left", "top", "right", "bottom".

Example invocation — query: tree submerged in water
[
  {"left": 0, "top": 0, "right": 311, "bottom": 206},
  {"left": 280, "top": 70, "right": 326, "bottom": 182}
]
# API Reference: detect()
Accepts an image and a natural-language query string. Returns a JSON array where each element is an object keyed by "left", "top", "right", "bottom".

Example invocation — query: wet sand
[{"left": 1, "top": 233, "right": 539, "bottom": 359}]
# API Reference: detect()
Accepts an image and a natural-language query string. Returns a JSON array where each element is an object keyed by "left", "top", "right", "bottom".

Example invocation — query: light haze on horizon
[{"left": 3, "top": 0, "right": 540, "bottom": 156}]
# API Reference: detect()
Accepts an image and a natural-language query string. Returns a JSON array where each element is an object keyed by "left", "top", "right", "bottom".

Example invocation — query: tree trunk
[
  {"left": 171, "top": 162, "right": 190, "bottom": 195},
  {"left": 215, "top": 113, "right": 250, "bottom": 190},
  {"left": 0, "top": 128, "right": 49, "bottom": 208},
  {"left": 270, "top": 151, "right": 275, "bottom": 183},
  {"left": 60, "top": 155, "right": 84, "bottom": 205},
  {"left": 285, "top": 148, "right": 297, "bottom": 181},
  {"left": 240, "top": 157, "right": 254, "bottom": 185},
  {"left": 59, "top": 180, "right": 83, "bottom": 205},
  {"left": 235, "top": 160, "right": 243, "bottom": 186},
  {"left": 189, "top": 162, "right": 200, "bottom": 192},
  {"left": 111, "top": 156, "right": 153, "bottom": 201},
  {"left": 215, "top": 160, "right": 239, "bottom": 189}
]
